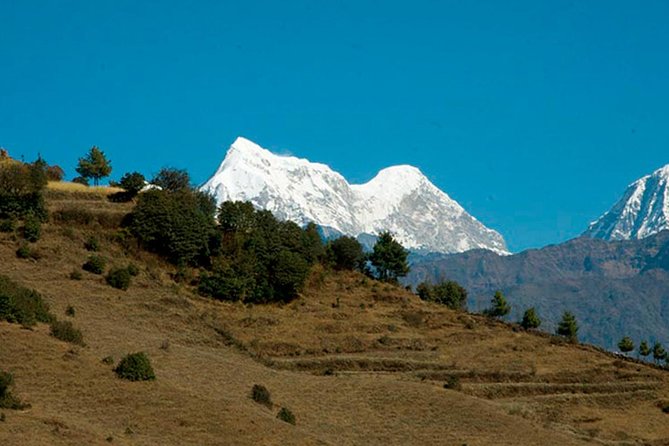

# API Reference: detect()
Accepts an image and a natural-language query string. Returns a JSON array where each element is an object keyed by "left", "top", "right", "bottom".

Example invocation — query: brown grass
[{"left": 1, "top": 194, "right": 669, "bottom": 445}]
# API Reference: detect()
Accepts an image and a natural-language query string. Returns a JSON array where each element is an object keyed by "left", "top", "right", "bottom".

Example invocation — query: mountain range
[{"left": 201, "top": 137, "right": 507, "bottom": 254}]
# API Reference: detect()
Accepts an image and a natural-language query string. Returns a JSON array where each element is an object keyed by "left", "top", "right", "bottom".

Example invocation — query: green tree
[
  {"left": 486, "top": 291, "right": 511, "bottom": 318},
  {"left": 556, "top": 311, "right": 578, "bottom": 343},
  {"left": 370, "top": 231, "right": 409, "bottom": 282},
  {"left": 617, "top": 336, "right": 634, "bottom": 355},
  {"left": 118, "top": 172, "right": 146, "bottom": 197},
  {"left": 75, "top": 146, "right": 112, "bottom": 186},
  {"left": 639, "top": 340, "right": 651, "bottom": 359},
  {"left": 520, "top": 307, "right": 541, "bottom": 329},
  {"left": 417, "top": 281, "right": 468, "bottom": 310},
  {"left": 151, "top": 167, "right": 190, "bottom": 192},
  {"left": 653, "top": 342, "right": 666, "bottom": 364},
  {"left": 328, "top": 236, "right": 365, "bottom": 271},
  {"left": 302, "top": 222, "right": 325, "bottom": 264}
]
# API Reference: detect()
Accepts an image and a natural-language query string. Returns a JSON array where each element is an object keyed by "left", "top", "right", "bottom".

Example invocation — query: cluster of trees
[
  {"left": 0, "top": 154, "right": 52, "bottom": 220},
  {"left": 617, "top": 337, "right": 669, "bottom": 364},
  {"left": 125, "top": 168, "right": 410, "bottom": 303}
]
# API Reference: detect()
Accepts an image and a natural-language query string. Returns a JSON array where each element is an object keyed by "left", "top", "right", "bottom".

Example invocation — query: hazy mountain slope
[
  {"left": 585, "top": 164, "right": 669, "bottom": 240},
  {"left": 407, "top": 231, "right": 669, "bottom": 349},
  {"left": 201, "top": 137, "right": 507, "bottom": 254}
]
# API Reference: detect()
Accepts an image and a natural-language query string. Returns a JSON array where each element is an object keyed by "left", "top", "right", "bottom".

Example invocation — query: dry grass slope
[{"left": 1, "top": 189, "right": 669, "bottom": 445}]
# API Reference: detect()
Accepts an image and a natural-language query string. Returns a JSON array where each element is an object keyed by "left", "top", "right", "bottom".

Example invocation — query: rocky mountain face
[
  {"left": 201, "top": 137, "right": 507, "bottom": 254},
  {"left": 407, "top": 231, "right": 669, "bottom": 350},
  {"left": 585, "top": 164, "right": 669, "bottom": 241}
]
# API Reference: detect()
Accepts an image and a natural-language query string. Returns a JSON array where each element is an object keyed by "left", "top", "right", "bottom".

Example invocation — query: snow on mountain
[
  {"left": 584, "top": 164, "right": 669, "bottom": 240},
  {"left": 201, "top": 137, "right": 508, "bottom": 254}
]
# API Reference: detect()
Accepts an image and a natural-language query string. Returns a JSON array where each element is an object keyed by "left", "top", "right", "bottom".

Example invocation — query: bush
[
  {"left": 102, "top": 356, "right": 114, "bottom": 365},
  {"left": 106, "top": 267, "right": 132, "bottom": 290},
  {"left": 328, "top": 236, "right": 364, "bottom": 271},
  {"left": 114, "top": 352, "right": 156, "bottom": 381},
  {"left": 69, "top": 269, "right": 82, "bottom": 280},
  {"left": 443, "top": 375, "right": 461, "bottom": 390},
  {"left": 277, "top": 407, "right": 296, "bottom": 425},
  {"left": 520, "top": 307, "right": 541, "bottom": 329},
  {"left": 0, "top": 371, "right": 28, "bottom": 410},
  {"left": 250, "top": 384, "right": 272, "bottom": 407},
  {"left": 0, "top": 218, "right": 15, "bottom": 233},
  {"left": 83, "top": 255, "right": 106, "bottom": 274},
  {"left": 126, "top": 263, "right": 140, "bottom": 277},
  {"left": 118, "top": 171, "right": 146, "bottom": 197},
  {"left": 0, "top": 275, "right": 53, "bottom": 326},
  {"left": 84, "top": 236, "right": 99, "bottom": 252},
  {"left": 15, "top": 243, "right": 39, "bottom": 260},
  {"left": 22, "top": 213, "right": 41, "bottom": 242},
  {"left": 417, "top": 280, "right": 468, "bottom": 310},
  {"left": 71, "top": 176, "right": 89, "bottom": 186},
  {"left": 65, "top": 305, "right": 76, "bottom": 317},
  {"left": 49, "top": 320, "right": 85, "bottom": 345}
]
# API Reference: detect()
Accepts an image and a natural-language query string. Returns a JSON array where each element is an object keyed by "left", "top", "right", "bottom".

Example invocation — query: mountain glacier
[
  {"left": 201, "top": 137, "right": 508, "bottom": 254},
  {"left": 584, "top": 164, "right": 669, "bottom": 240}
]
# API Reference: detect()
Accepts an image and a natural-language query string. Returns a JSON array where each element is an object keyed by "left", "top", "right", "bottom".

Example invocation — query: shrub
[
  {"left": 443, "top": 375, "right": 461, "bottom": 390},
  {"left": 114, "top": 352, "right": 156, "bottom": 381},
  {"left": 22, "top": 213, "right": 41, "bottom": 242},
  {"left": 15, "top": 243, "right": 39, "bottom": 260},
  {"left": 71, "top": 176, "right": 89, "bottom": 186},
  {"left": 102, "top": 356, "right": 114, "bottom": 365},
  {"left": 485, "top": 291, "right": 511, "bottom": 318},
  {"left": 118, "top": 171, "right": 146, "bottom": 197},
  {"left": 328, "top": 236, "right": 364, "bottom": 271},
  {"left": 0, "top": 218, "right": 15, "bottom": 233},
  {"left": 417, "top": 280, "right": 468, "bottom": 310},
  {"left": 277, "top": 407, "right": 296, "bottom": 425},
  {"left": 50, "top": 320, "right": 85, "bottom": 346},
  {"left": 84, "top": 236, "right": 99, "bottom": 252},
  {"left": 83, "top": 255, "right": 106, "bottom": 274},
  {"left": 126, "top": 263, "right": 140, "bottom": 277},
  {"left": 0, "top": 275, "right": 53, "bottom": 326},
  {"left": 250, "top": 384, "right": 272, "bottom": 407},
  {"left": 69, "top": 269, "right": 82, "bottom": 280},
  {"left": 65, "top": 305, "right": 76, "bottom": 317},
  {"left": 0, "top": 371, "right": 28, "bottom": 410},
  {"left": 556, "top": 311, "right": 579, "bottom": 343},
  {"left": 106, "top": 267, "right": 132, "bottom": 290}
]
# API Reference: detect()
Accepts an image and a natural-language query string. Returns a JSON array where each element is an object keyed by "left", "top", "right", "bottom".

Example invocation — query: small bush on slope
[
  {"left": 0, "top": 275, "right": 53, "bottom": 326},
  {"left": 50, "top": 320, "right": 85, "bottom": 346},
  {"left": 106, "top": 267, "right": 132, "bottom": 290},
  {"left": 114, "top": 352, "right": 156, "bottom": 381}
]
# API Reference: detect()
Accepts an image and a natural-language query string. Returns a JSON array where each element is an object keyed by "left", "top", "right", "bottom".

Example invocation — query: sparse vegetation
[
  {"left": 251, "top": 384, "right": 272, "bottom": 407},
  {"left": 50, "top": 320, "right": 85, "bottom": 345},
  {"left": 84, "top": 236, "right": 100, "bottom": 251},
  {"left": 114, "top": 352, "right": 156, "bottom": 381},
  {"left": 0, "top": 371, "right": 28, "bottom": 410},
  {"left": 0, "top": 275, "right": 53, "bottom": 326},
  {"left": 65, "top": 305, "right": 76, "bottom": 317},
  {"left": 15, "top": 243, "right": 39, "bottom": 260},
  {"left": 83, "top": 255, "right": 107, "bottom": 274},
  {"left": 106, "top": 267, "right": 132, "bottom": 290},
  {"left": 416, "top": 280, "right": 468, "bottom": 310},
  {"left": 69, "top": 269, "right": 83, "bottom": 280},
  {"left": 277, "top": 407, "right": 296, "bottom": 425},
  {"left": 22, "top": 212, "right": 41, "bottom": 242}
]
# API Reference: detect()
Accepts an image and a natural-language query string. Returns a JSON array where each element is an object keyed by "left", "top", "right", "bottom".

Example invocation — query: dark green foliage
[
  {"left": 618, "top": 336, "right": 634, "bottom": 354},
  {"left": 328, "top": 236, "right": 365, "bottom": 271},
  {"left": 151, "top": 167, "right": 190, "bottom": 192},
  {"left": 106, "top": 267, "right": 132, "bottom": 290},
  {"left": 69, "top": 269, "right": 83, "bottom": 280},
  {"left": 653, "top": 342, "right": 667, "bottom": 363},
  {"left": 65, "top": 305, "right": 75, "bottom": 317},
  {"left": 302, "top": 222, "right": 325, "bottom": 263},
  {"left": 126, "top": 263, "right": 140, "bottom": 277},
  {"left": 22, "top": 213, "right": 41, "bottom": 242},
  {"left": 84, "top": 236, "right": 99, "bottom": 251},
  {"left": 83, "top": 255, "right": 106, "bottom": 274},
  {"left": 75, "top": 146, "right": 112, "bottom": 186},
  {"left": 118, "top": 171, "right": 146, "bottom": 196},
  {"left": 0, "top": 275, "right": 53, "bottom": 326},
  {"left": 556, "top": 311, "right": 579, "bottom": 342},
  {"left": 0, "top": 371, "right": 28, "bottom": 410},
  {"left": 0, "top": 158, "right": 47, "bottom": 220},
  {"left": 45, "top": 165, "right": 64, "bottom": 181},
  {"left": 486, "top": 291, "right": 511, "bottom": 318},
  {"left": 0, "top": 218, "right": 15, "bottom": 233},
  {"left": 443, "top": 375, "right": 461, "bottom": 390},
  {"left": 49, "top": 320, "right": 84, "bottom": 345},
  {"left": 127, "top": 189, "right": 216, "bottom": 266},
  {"left": 520, "top": 307, "right": 541, "bottom": 329},
  {"left": 277, "top": 407, "right": 296, "bottom": 425},
  {"left": 114, "top": 352, "right": 156, "bottom": 381},
  {"left": 198, "top": 269, "right": 248, "bottom": 302},
  {"left": 72, "top": 176, "right": 89, "bottom": 186},
  {"left": 416, "top": 280, "right": 468, "bottom": 310},
  {"left": 272, "top": 249, "right": 311, "bottom": 302},
  {"left": 16, "top": 243, "right": 39, "bottom": 260},
  {"left": 639, "top": 340, "right": 651, "bottom": 358},
  {"left": 250, "top": 384, "right": 272, "bottom": 407},
  {"left": 370, "top": 231, "right": 409, "bottom": 282},
  {"left": 217, "top": 201, "right": 256, "bottom": 233}
]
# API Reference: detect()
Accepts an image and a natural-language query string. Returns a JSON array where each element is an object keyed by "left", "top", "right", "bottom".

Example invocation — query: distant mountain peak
[
  {"left": 201, "top": 137, "right": 508, "bottom": 254},
  {"left": 585, "top": 163, "right": 669, "bottom": 241}
]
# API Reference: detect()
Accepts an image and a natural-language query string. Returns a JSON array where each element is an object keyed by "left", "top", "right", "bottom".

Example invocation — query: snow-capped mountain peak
[
  {"left": 584, "top": 163, "right": 669, "bottom": 240},
  {"left": 201, "top": 137, "right": 508, "bottom": 254}
]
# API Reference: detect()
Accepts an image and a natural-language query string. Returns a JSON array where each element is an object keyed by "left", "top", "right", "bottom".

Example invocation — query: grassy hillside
[{"left": 2, "top": 189, "right": 669, "bottom": 445}]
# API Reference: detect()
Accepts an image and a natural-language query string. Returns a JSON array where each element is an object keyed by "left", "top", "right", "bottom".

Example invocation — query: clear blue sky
[{"left": 1, "top": 0, "right": 668, "bottom": 252}]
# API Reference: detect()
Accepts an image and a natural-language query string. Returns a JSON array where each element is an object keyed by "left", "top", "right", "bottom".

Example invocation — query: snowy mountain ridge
[
  {"left": 201, "top": 137, "right": 508, "bottom": 254},
  {"left": 584, "top": 164, "right": 669, "bottom": 240}
]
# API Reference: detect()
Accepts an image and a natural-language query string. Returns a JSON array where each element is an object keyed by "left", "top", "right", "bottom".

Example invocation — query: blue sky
[{"left": 1, "top": 0, "right": 668, "bottom": 252}]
